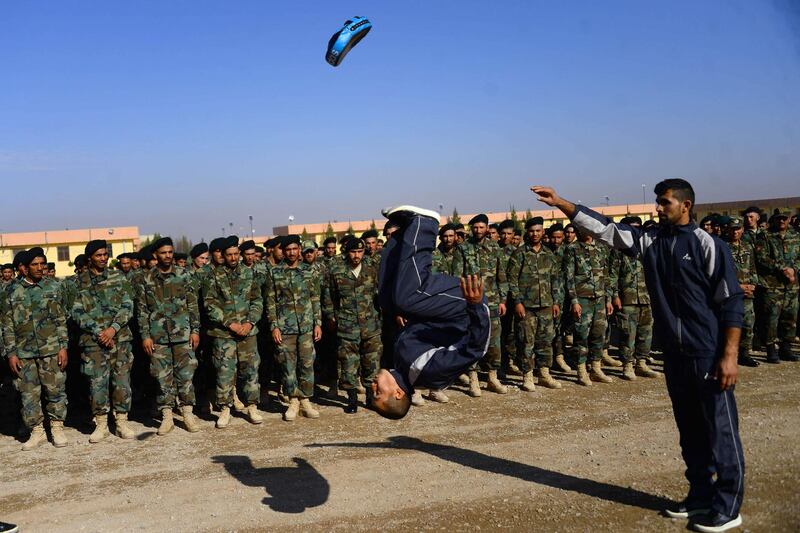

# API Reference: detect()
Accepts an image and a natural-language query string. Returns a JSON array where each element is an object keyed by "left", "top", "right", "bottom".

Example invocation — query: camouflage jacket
[
  {"left": 71, "top": 268, "right": 135, "bottom": 347},
  {"left": 135, "top": 266, "right": 200, "bottom": 344},
  {"left": 506, "top": 243, "right": 563, "bottom": 309},
  {"left": 264, "top": 262, "right": 321, "bottom": 335},
  {"left": 431, "top": 245, "right": 456, "bottom": 275},
  {"left": 608, "top": 249, "right": 650, "bottom": 306},
  {"left": 1, "top": 278, "right": 69, "bottom": 359},
  {"left": 364, "top": 252, "right": 382, "bottom": 271},
  {"left": 727, "top": 241, "right": 759, "bottom": 298},
  {"left": 321, "top": 260, "right": 381, "bottom": 340},
  {"left": 452, "top": 237, "right": 509, "bottom": 312},
  {"left": 564, "top": 241, "right": 611, "bottom": 303},
  {"left": 742, "top": 228, "right": 761, "bottom": 247},
  {"left": 202, "top": 263, "right": 263, "bottom": 339},
  {"left": 755, "top": 230, "right": 800, "bottom": 290}
]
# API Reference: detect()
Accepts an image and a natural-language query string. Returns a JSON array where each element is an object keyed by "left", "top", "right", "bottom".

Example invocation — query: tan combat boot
[
  {"left": 50, "top": 420, "right": 68, "bottom": 448},
  {"left": 115, "top": 412, "right": 135, "bottom": 439},
  {"left": 89, "top": 415, "right": 109, "bottom": 443},
  {"left": 216, "top": 406, "right": 231, "bottom": 428},
  {"left": 356, "top": 382, "right": 367, "bottom": 394},
  {"left": 411, "top": 391, "right": 426, "bottom": 406},
  {"left": 601, "top": 349, "right": 623, "bottom": 367},
  {"left": 468, "top": 370, "right": 482, "bottom": 397},
  {"left": 621, "top": 362, "right": 637, "bottom": 381},
  {"left": 507, "top": 361, "right": 523, "bottom": 376},
  {"left": 246, "top": 404, "right": 264, "bottom": 424},
  {"left": 590, "top": 361, "right": 614, "bottom": 383},
  {"left": 428, "top": 389, "right": 449, "bottom": 403},
  {"left": 457, "top": 373, "right": 471, "bottom": 386},
  {"left": 520, "top": 371, "right": 536, "bottom": 392},
  {"left": 157, "top": 408, "right": 174, "bottom": 436},
  {"left": 284, "top": 398, "right": 300, "bottom": 421},
  {"left": 576, "top": 363, "right": 592, "bottom": 386},
  {"left": 299, "top": 398, "right": 320, "bottom": 419},
  {"left": 486, "top": 370, "right": 508, "bottom": 394},
  {"left": 232, "top": 390, "right": 245, "bottom": 412},
  {"left": 554, "top": 353, "right": 573, "bottom": 373},
  {"left": 180, "top": 405, "right": 201, "bottom": 433},
  {"left": 22, "top": 424, "right": 47, "bottom": 451},
  {"left": 635, "top": 359, "right": 661, "bottom": 378},
  {"left": 537, "top": 367, "right": 562, "bottom": 389}
]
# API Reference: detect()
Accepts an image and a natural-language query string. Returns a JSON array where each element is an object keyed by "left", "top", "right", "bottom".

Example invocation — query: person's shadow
[
  {"left": 307, "top": 436, "right": 672, "bottom": 512},
  {"left": 212, "top": 455, "right": 329, "bottom": 513}
]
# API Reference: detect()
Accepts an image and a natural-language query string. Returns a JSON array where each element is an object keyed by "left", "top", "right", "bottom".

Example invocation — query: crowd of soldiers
[{"left": 1, "top": 203, "right": 798, "bottom": 451}]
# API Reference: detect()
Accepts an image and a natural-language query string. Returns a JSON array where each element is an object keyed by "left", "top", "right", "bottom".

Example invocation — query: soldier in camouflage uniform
[
  {"left": 755, "top": 210, "right": 800, "bottom": 363},
  {"left": 546, "top": 223, "right": 573, "bottom": 373},
  {"left": 721, "top": 216, "right": 760, "bottom": 367},
  {"left": 607, "top": 217, "right": 661, "bottom": 380},
  {"left": 506, "top": 218, "right": 564, "bottom": 391},
  {"left": 564, "top": 229, "right": 614, "bottom": 385},
  {"left": 361, "top": 229, "right": 381, "bottom": 269},
  {"left": 202, "top": 236, "right": 264, "bottom": 428},
  {"left": 1, "top": 248, "right": 70, "bottom": 450},
  {"left": 1, "top": 263, "right": 14, "bottom": 285},
  {"left": 431, "top": 223, "right": 457, "bottom": 276},
  {"left": 264, "top": 235, "right": 322, "bottom": 421},
  {"left": 452, "top": 213, "right": 509, "bottom": 396},
  {"left": 497, "top": 219, "right": 522, "bottom": 379},
  {"left": 322, "top": 238, "right": 382, "bottom": 413},
  {"left": 71, "top": 239, "right": 136, "bottom": 443},
  {"left": 135, "top": 237, "right": 202, "bottom": 435}
]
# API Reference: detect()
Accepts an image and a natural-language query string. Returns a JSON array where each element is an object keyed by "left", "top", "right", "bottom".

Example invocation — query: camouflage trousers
[
  {"left": 151, "top": 342, "right": 198, "bottom": 409},
  {"left": 764, "top": 289, "right": 799, "bottom": 345},
  {"left": 570, "top": 297, "right": 607, "bottom": 364},
  {"left": 473, "top": 316, "right": 502, "bottom": 371},
  {"left": 275, "top": 333, "right": 316, "bottom": 398},
  {"left": 617, "top": 304, "right": 653, "bottom": 363},
  {"left": 211, "top": 336, "right": 260, "bottom": 408},
  {"left": 739, "top": 299, "right": 755, "bottom": 356},
  {"left": 82, "top": 342, "right": 133, "bottom": 415},
  {"left": 13, "top": 355, "right": 67, "bottom": 429},
  {"left": 501, "top": 310, "right": 517, "bottom": 370},
  {"left": 514, "top": 307, "right": 555, "bottom": 372},
  {"left": 337, "top": 333, "right": 382, "bottom": 390}
]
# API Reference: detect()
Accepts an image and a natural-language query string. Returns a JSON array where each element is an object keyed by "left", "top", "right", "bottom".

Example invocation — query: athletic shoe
[
  {"left": 692, "top": 512, "right": 742, "bottom": 532},
  {"left": 0, "top": 522, "right": 19, "bottom": 533},
  {"left": 381, "top": 205, "right": 440, "bottom": 221},
  {"left": 664, "top": 500, "right": 711, "bottom": 519}
]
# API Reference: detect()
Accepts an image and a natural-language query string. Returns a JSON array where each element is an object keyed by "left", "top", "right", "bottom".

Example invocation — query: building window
[
  {"left": 57, "top": 246, "right": 70, "bottom": 261},
  {"left": 106, "top": 243, "right": 113, "bottom": 257}
]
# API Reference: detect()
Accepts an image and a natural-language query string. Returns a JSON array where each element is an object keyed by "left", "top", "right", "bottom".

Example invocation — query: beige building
[{"left": 0, "top": 227, "right": 140, "bottom": 278}]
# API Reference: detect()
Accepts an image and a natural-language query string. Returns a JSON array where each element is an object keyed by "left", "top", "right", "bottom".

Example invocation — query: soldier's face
[
  {"left": 500, "top": 228, "right": 514, "bottom": 246},
  {"left": 90, "top": 248, "right": 109, "bottom": 271},
  {"left": 727, "top": 227, "right": 743, "bottom": 242},
  {"left": 471, "top": 222, "right": 487, "bottom": 241},
  {"left": 488, "top": 227, "right": 499, "bottom": 241},
  {"left": 303, "top": 250, "right": 316, "bottom": 264},
  {"left": 193, "top": 252, "right": 209, "bottom": 268},
  {"left": 347, "top": 248, "right": 364, "bottom": 267},
  {"left": 441, "top": 230, "right": 456, "bottom": 249},
  {"left": 118, "top": 258, "right": 132, "bottom": 273},
  {"left": 527, "top": 225, "right": 544, "bottom": 244},
  {"left": 456, "top": 231, "right": 465, "bottom": 244},
  {"left": 212, "top": 250, "right": 224, "bottom": 266},
  {"left": 745, "top": 212, "right": 759, "bottom": 229},
  {"left": 254, "top": 251, "right": 263, "bottom": 261},
  {"left": 147, "top": 258, "right": 158, "bottom": 269},
  {"left": 363, "top": 237, "right": 377, "bottom": 254},
  {"left": 176, "top": 258, "right": 187, "bottom": 267},
  {"left": 325, "top": 243, "right": 337, "bottom": 257},
  {"left": 376, "top": 240, "right": 384, "bottom": 251},
  {"left": 565, "top": 229, "right": 576, "bottom": 242},
  {"left": 512, "top": 234, "right": 522, "bottom": 246},
  {"left": 242, "top": 249, "right": 256, "bottom": 266},
  {"left": 775, "top": 217, "right": 789, "bottom": 232},
  {"left": 272, "top": 247, "right": 284, "bottom": 261},
  {"left": 155, "top": 246, "right": 174, "bottom": 269},
  {"left": 550, "top": 231, "right": 564, "bottom": 246},
  {"left": 656, "top": 189, "right": 691, "bottom": 226},
  {"left": 27, "top": 257, "right": 46, "bottom": 282},
  {"left": 283, "top": 244, "right": 300, "bottom": 265},
  {"left": 2, "top": 268, "right": 12, "bottom": 281},
  {"left": 224, "top": 247, "right": 240, "bottom": 268},
  {"left": 131, "top": 258, "right": 141, "bottom": 270}
]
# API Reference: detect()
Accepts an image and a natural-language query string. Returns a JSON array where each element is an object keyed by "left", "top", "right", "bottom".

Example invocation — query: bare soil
[{"left": 1, "top": 352, "right": 799, "bottom": 532}]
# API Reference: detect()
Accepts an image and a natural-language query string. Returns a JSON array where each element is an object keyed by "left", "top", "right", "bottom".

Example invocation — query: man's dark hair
[
  {"left": 654, "top": 178, "right": 695, "bottom": 207},
  {"left": 374, "top": 394, "right": 411, "bottom": 420}
]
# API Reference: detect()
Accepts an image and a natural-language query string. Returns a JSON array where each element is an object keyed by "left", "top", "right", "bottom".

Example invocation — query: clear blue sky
[{"left": 1, "top": 1, "right": 798, "bottom": 240}]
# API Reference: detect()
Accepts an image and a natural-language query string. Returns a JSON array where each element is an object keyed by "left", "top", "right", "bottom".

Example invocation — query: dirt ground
[{"left": 1, "top": 351, "right": 799, "bottom": 533}]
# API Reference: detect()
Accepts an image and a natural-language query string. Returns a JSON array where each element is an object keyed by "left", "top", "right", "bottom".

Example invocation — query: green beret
[{"left": 85, "top": 239, "right": 107, "bottom": 256}]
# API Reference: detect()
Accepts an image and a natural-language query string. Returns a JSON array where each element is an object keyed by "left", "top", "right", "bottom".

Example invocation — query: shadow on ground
[{"left": 212, "top": 455, "right": 329, "bottom": 513}]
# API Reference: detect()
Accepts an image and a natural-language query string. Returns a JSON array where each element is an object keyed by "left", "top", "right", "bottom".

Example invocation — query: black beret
[
  {"left": 438, "top": 223, "right": 457, "bottom": 236},
  {"left": 548, "top": 223, "right": 564, "bottom": 233},
  {"left": 209, "top": 238, "right": 227, "bottom": 253},
  {"left": 514, "top": 228, "right": 522, "bottom": 236},
  {"left": 74, "top": 254, "right": 87, "bottom": 268},
  {"left": 265, "top": 237, "right": 282, "bottom": 248},
  {"left": 190, "top": 242, "right": 209, "bottom": 258},
  {"left": 254, "top": 246, "right": 265, "bottom": 254},
  {"left": 361, "top": 229, "right": 378, "bottom": 240},
  {"left": 13, "top": 250, "right": 28, "bottom": 268},
  {"left": 24, "top": 247, "right": 46, "bottom": 265},
  {"left": 468, "top": 214, "right": 489, "bottom": 226},
  {"left": 454, "top": 223, "right": 466, "bottom": 233},
  {"left": 699, "top": 215, "right": 714, "bottom": 225},
  {"left": 47, "top": 262, "right": 55, "bottom": 269},
  {"left": 323, "top": 236, "right": 337, "bottom": 246},
  {"left": 116, "top": 253, "right": 128, "bottom": 261},
  {"left": 344, "top": 238, "right": 366, "bottom": 252},
  {"left": 742, "top": 206, "right": 761, "bottom": 216},
  {"left": 174, "top": 252, "right": 188, "bottom": 261},
  {"left": 85, "top": 239, "right": 107, "bottom": 256},
  {"left": 620, "top": 216, "right": 643, "bottom": 226},
  {"left": 238, "top": 240, "right": 256, "bottom": 252},
  {"left": 1, "top": 264, "right": 13, "bottom": 270},
  {"left": 152, "top": 237, "right": 174, "bottom": 251},
  {"left": 281, "top": 234, "right": 301, "bottom": 248},
  {"left": 525, "top": 217, "right": 544, "bottom": 229},
  {"left": 138, "top": 245, "right": 154, "bottom": 261},
  {"left": 489, "top": 223, "right": 499, "bottom": 231},
  {"left": 339, "top": 234, "right": 355, "bottom": 245},
  {"left": 224, "top": 235, "right": 239, "bottom": 250},
  {"left": 498, "top": 219, "right": 515, "bottom": 231}
]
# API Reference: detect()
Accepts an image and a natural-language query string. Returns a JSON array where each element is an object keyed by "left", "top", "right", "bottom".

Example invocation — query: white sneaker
[{"left": 381, "top": 205, "right": 441, "bottom": 221}]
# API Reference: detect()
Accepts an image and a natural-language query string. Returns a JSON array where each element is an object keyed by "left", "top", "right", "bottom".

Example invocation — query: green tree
[
  {"left": 175, "top": 235, "right": 192, "bottom": 253},
  {"left": 509, "top": 205, "right": 521, "bottom": 230},
  {"left": 324, "top": 222, "right": 336, "bottom": 239},
  {"left": 140, "top": 233, "right": 162, "bottom": 248},
  {"left": 450, "top": 208, "right": 461, "bottom": 225},
  {"left": 346, "top": 221, "right": 354, "bottom": 235},
  {"left": 369, "top": 219, "right": 377, "bottom": 231},
  {"left": 524, "top": 209, "right": 533, "bottom": 223},
  {"left": 301, "top": 227, "right": 310, "bottom": 241}
]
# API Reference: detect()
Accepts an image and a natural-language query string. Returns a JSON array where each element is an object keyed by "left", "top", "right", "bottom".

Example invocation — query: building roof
[{"left": 0, "top": 227, "right": 140, "bottom": 248}]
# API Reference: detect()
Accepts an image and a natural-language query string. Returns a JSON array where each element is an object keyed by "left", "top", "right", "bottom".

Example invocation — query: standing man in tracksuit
[{"left": 533, "top": 179, "right": 744, "bottom": 533}]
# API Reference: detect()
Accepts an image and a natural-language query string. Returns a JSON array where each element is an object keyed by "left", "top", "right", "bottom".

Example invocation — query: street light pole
[
  {"left": 641, "top": 184, "right": 646, "bottom": 205},
  {"left": 249, "top": 215, "right": 254, "bottom": 238}
]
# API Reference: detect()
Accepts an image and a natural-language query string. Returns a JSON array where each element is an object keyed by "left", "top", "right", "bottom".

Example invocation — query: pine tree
[
  {"left": 346, "top": 222, "right": 354, "bottom": 235},
  {"left": 451, "top": 208, "right": 461, "bottom": 225},
  {"left": 176, "top": 235, "right": 192, "bottom": 253},
  {"left": 370, "top": 219, "right": 377, "bottom": 231},
  {"left": 509, "top": 205, "right": 521, "bottom": 230},
  {"left": 524, "top": 209, "right": 533, "bottom": 222},
  {"left": 324, "top": 223, "right": 336, "bottom": 239},
  {"left": 301, "top": 227, "right": 310, "bottom": 241}
]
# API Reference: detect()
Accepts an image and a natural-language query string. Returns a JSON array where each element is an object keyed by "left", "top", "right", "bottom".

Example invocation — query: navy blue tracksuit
[
  {"left": 572, "top": 205, "right": 745, "bottom": 518},
  {"left": 378, "top": 215, "right": 491, "bottom": 394}
]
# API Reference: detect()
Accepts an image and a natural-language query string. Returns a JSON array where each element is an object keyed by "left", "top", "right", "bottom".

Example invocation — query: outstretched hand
[
  {"left": 530, "top": 186, "right": 577, "bottom": 218},
  {"left": 460, "top": 275, "right": 484, "bottom": 305}
]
